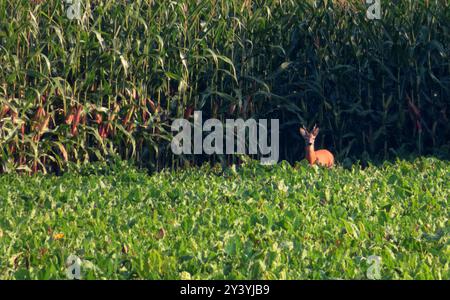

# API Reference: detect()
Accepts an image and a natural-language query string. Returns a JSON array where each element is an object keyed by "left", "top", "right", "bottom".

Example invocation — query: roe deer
[{"left": 299, "top": 125, "right": 334, "bottom": 168}]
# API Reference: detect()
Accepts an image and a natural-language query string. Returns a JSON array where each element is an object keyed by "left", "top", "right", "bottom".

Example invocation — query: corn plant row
[{"left": 0, "top": 0, "right": 449, "bottom": 173}]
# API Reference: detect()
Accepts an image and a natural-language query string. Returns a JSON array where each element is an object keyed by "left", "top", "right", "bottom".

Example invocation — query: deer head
[{"left": 299, "top": 125, "right": 319, "bottom": 146}]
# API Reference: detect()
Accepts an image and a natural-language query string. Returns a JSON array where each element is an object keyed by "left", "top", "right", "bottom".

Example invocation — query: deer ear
[
  {"left": 299, "top": 127, "right": 307, "bottom": 138},
  {"left": 312, "top": 126, "right": 319, "bottom": 137}
]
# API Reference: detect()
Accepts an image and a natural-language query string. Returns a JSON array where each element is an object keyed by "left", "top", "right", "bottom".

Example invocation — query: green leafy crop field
[{"left": 0, "top": 158, "right": 448, "bottom": 279}]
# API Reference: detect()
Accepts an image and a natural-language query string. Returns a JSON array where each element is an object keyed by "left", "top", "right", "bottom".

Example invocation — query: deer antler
[{"left": 311, "top": 124, "right": 320, "bottom": 136}]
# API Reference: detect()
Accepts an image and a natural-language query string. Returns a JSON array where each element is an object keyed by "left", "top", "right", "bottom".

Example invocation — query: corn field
[{"left": 0, "top": 0, "right": 449, "bottom": 173}]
